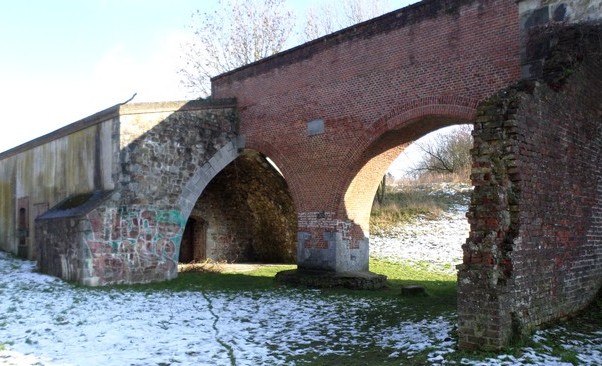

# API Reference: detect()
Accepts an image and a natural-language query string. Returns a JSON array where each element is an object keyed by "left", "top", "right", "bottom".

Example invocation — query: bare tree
[
  {"left": 180, "top": 0, "right": 398, "bottom": 96},
  {"left": 410, "top": 125, "right": 474, "bottom": 181},
  {"left": 303, "top": 6, "right": 334, "bottom": 41},
  {"left": 180, "top": 0, "right": 295, "bottom": 97},
  {"left": 302, "top": 0, "right": 393, "bottom": 42}
]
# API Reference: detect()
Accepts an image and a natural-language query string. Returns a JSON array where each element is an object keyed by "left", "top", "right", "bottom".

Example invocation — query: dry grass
[
  {"left": 178, "top": 259, "right": 294, "bottom": 274},
  {"left": 178, "top": 259, "right": 227, "bottom": 273},
  {"left": 370, "top": 178, "right": 472, "bottom": 233},
  {"left": 399, "top": 168, "right": 471, "bottom": 186}
]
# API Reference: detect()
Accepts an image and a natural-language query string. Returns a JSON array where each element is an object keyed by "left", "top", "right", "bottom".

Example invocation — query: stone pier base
[{"left": 275, "top": 269, "right": 387, "bottom": 290}]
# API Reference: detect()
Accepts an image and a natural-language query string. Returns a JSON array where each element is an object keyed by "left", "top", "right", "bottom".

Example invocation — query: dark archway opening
[
  {"left": 178, "top": 218, "right": 207, "bottom": 263},
  {"left": 179, "top": 149, "right": 296, "bottom": 266}
]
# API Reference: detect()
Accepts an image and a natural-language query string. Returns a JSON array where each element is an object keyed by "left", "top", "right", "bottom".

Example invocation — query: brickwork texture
[
  {"left": 458, "top": 29, "right": 602, "bottom": 349},
  {"left": 212, "top": 0, "right": 521, "bottom": 271}
]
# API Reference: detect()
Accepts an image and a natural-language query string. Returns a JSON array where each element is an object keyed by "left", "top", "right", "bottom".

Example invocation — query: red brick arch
[
  {"left": 336, "top": 97, "right": 479, "bottom": 233},
  {"left": 211, "top": 0, "right": 521, "bottom": 276}
]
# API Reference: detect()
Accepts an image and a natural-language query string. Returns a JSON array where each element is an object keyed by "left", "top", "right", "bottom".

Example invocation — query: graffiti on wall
[{"left": 83, "top": 206, "right": 185, "bottom": 284}]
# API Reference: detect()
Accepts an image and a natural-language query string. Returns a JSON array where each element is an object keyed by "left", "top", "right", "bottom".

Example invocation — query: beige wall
[
  {"left": 0, "top": 117, "right": 117, "bottom": 259},
  {"left": 0, "top": 100, "right": 224, "bottom": 261}
]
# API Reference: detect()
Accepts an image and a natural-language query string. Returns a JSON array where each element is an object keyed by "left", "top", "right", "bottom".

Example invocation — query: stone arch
[
  {"left": 337, "top": 98, "right": 478, "bottom": 234},
  {"left": 177, "top": 140, "right": 241, "bottom": 219}
]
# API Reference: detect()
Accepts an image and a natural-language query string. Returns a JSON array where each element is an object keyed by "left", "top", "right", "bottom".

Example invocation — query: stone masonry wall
[
  {"left": 118, "top": 101, "right": 239, "bottom": 208},
  {"left": 82, "top": 103, "right": 240, "bottom": 285},
  {"left": 35, "top": 101, "right": 242, "bottom": 286},
  {"left": 81, "top": 204, "right": 185, "bottom": 286},
  {"left": 458, "top": 32, "right": 602, "bottom": 350}
]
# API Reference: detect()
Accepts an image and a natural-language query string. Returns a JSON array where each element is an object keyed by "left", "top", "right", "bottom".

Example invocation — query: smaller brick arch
[{"left": 337, "top": 98, "right": 478, "bottom": 233}]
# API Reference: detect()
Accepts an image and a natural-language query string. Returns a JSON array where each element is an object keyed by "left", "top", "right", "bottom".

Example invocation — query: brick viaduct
[{"left": 0, "top": 0, "right": 600, "bottom": 351}]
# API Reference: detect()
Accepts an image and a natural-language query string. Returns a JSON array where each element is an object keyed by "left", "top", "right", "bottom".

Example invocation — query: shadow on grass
[
  {"left": 95, "top": 264, "right": 297, "bottom": 293},
  {"left": 97, "top": 259, "right": 458, "bottom": 319}
]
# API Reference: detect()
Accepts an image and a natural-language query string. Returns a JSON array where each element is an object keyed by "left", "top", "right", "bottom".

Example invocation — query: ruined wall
[
  {"left": 458, "top": 30, "right": 602, "bottom": 350},
  {"left": 513, "top": 57, "right": 602, "bottom": 333}
]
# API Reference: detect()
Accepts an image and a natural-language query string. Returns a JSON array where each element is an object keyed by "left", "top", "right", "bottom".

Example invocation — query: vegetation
[
  {"left": 370, "top": 124, "right": 474, "bottom": 233},
  {"left": 180, "top": 0, "right": 295, "bottom": 96},
  {"left": 302, "top": 0, "right": 395, "bottom": 41},
  {"left": 180, "top": 0, "right": 400, "bottom": 96},
  {"left": 370, "top": 180, "right": 471, "bottom": 234},
  {"left": 110, "top": 258, "right": 457, "bottom": 303},
  {"left": 408, "top": 124, "right": 473, "bottom": 181}
]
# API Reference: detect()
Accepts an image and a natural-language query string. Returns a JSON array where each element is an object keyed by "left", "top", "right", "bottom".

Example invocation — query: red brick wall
[
  {"left": 212, "top": 0, "right": 521, "bottom": 234},
  {"left": 512, "top": 56, "right": 602, "bottom": 329},
  {"left": 458, "top": 51, "right": 602, "bottom": 350}
]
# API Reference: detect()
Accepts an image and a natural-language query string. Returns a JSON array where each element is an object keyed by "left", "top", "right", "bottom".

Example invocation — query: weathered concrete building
[{"left": 0, "top": 0, "right": 600, "bottom": 351}]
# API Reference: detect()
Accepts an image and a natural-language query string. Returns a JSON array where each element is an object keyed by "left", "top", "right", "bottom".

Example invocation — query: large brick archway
[
  {"left": 208, "top": 0, "right": 602, "bottom": 351},
  {"left": 212, "top": 0, "right": 520, "bottom": 272}
]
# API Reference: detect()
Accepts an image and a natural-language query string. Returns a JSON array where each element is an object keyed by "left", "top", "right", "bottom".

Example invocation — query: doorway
[{"left": 178, "top": 217, "right": 207, "bottom": 263}]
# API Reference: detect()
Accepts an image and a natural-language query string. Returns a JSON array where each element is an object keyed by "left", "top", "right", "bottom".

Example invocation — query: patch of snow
[
  {"left": 0, "top": 252, "right": 454, "bottom": 365},
  {"left": 370, "top": 203, "right": 468, "bottom": 271}
]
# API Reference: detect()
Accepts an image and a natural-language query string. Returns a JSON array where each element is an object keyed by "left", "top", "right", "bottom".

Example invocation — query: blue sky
[{"left": 0, "top": 0, "right": 418, "bottom": 153}]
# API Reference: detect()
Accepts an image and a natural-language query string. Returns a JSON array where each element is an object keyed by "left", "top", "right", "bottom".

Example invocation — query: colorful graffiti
[{"left": 83, "top": 206, "right": 185, "bottom": 284}]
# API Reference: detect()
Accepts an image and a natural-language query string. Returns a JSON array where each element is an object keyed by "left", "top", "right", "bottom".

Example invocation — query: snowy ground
[
  {"left": 0, "top": 254, "right": 456, "bottom": 366},
  {"left": 1, "top": 186, "right": 601, "bottom": 365},
  {"left": 370, "top": 203, "right": 467, "bottom": 271}
]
